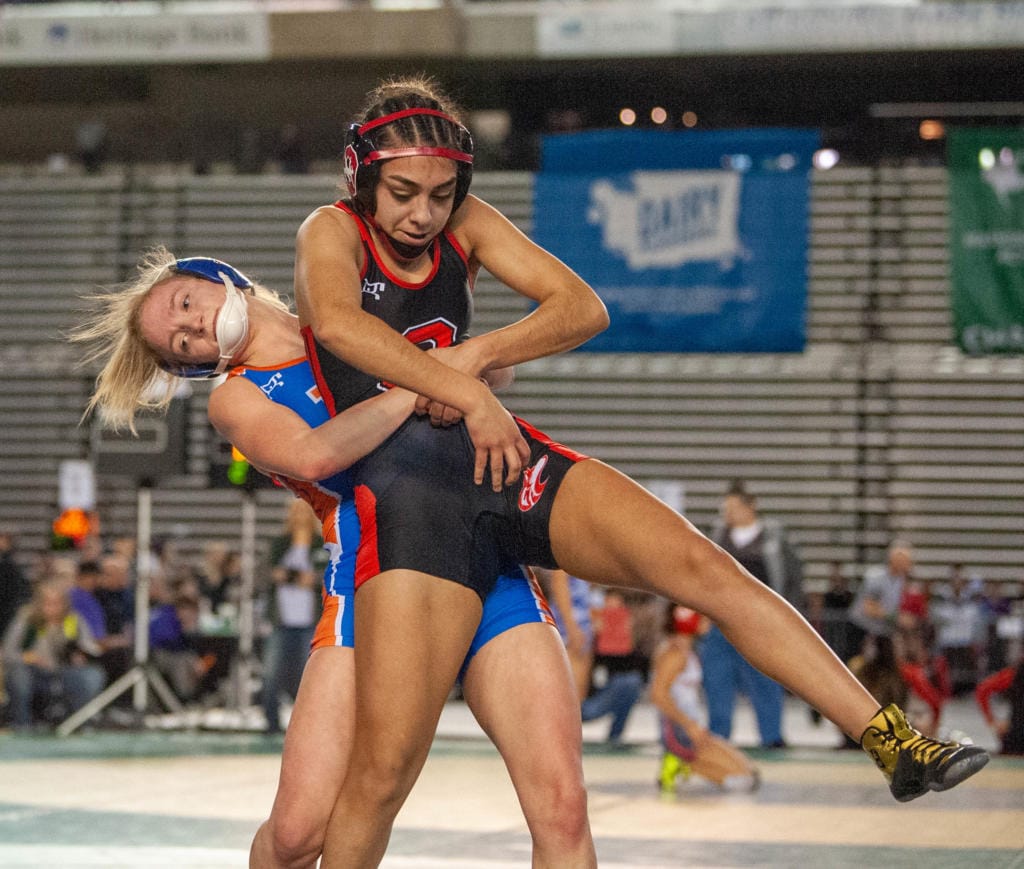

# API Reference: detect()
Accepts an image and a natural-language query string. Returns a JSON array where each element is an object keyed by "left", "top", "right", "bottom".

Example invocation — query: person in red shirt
[{"left": 975, "top": 658, "right": 1024, "bottom": 755}]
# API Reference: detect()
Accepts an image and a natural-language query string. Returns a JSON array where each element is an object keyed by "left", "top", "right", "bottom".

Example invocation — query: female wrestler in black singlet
[{"left": 297, "top": 77, "right": 987, "bottom": 868}]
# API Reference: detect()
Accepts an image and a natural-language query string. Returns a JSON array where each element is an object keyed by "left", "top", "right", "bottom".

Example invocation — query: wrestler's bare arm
[
  {"left": 450, "top": 195, "right": 609, "bottom": 375},
  {"left": 207, "top": 375, "right": 415, "bottom": 482},
  {"left": 294, "top": 206, "right": 528, "bottom": 490}
]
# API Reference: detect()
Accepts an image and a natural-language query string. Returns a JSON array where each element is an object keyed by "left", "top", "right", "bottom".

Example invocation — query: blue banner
[{"left": 533, "top": 129, "right": 818, "bottom": 352}]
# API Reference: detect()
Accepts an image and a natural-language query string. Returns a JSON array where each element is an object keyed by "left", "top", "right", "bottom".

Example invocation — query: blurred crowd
[
  {"left": 2, "top": 483, "right": 1022, "bottom": 759},
  {"left": 538, "top": 481, "right": 1024, "bottom": 770},
  {"left": 809, "top": 542, "right": 1024, "bottom": 752},
  {"left": 0, "top": 520, "right": 262, "bottom": 733}
]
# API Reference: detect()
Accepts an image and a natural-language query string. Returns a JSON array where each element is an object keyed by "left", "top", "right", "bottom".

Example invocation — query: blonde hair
[{"left": 71, "top": 245, "right": 288, "bottom": 432}]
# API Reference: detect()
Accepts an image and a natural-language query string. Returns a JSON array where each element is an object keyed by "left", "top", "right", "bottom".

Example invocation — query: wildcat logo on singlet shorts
[{"left": 519, "top": 455, "right": 549, "bottom": 512}]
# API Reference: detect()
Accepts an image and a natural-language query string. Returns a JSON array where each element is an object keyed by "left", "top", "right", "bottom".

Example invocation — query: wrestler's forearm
[
  {"left": 314, "top": 310, "right": 492, "bottom": 415},
  {"left": 460, "top": 292, "right": 607, "bottom": 374},
  {"left": 306, "top": 388, "right": 417, "bottom": 476}
]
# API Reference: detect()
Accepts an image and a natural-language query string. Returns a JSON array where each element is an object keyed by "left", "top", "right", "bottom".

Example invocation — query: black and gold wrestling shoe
[{"left": 861, "top": 703, "right": 990, "bottom": 802}]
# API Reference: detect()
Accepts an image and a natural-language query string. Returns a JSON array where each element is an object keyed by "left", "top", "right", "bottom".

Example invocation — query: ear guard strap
[{"left": 160, "top": 258, "right": 254, "bottom": 379}]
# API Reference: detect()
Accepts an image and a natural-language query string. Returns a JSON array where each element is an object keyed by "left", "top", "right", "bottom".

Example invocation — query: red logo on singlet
[{"left": 518, "top": 455, "right": 549, "bottom": 512}]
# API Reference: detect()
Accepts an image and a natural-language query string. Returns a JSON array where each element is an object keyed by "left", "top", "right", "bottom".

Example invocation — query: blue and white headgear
[{"left": 160, "top": 257, "right": 254, "bottom": 379}]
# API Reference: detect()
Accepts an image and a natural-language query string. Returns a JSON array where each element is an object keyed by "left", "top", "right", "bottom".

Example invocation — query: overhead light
[
  {"left": 619, "top": 108, "right": 637, "bottom": 126},
  {"left": 813, "top": 148, "right": 840, "bottom": 170}
]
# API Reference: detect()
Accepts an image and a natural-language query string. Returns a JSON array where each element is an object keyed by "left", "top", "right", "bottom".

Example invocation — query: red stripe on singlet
[
  {"left": 514, "top": 416, "right": 590, "bottom": 463},
  {"left": 353, "top": 484, "right": 381, "bottom": 589},
  {"left": 300, "top": 324, "right": 338, "bottom": 418}
]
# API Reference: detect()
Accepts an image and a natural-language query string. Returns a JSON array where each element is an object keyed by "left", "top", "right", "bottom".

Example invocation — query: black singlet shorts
[{"left": 351, "top": 414, "right": 589, "bottom": 601}]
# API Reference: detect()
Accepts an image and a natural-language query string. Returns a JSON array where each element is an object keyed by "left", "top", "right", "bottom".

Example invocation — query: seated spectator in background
[
  {"left": 845, "top": 539, "right": 913, "bottom": 662},
  {"left": 975, "top": 656, "right": 1024, "bottom": 756},
  {"left": 931, "top": 572, "right": 985, "bottom": 695},
  {"left": 274, "top": 123, "right": 310, "bottom": 175},
  {"left": 197, "top": 543, "right": 241, "bottom": 615},
  {"left": 0, "top": 531, "right": 32, "bottom": 643},
  {"left": 96, "top": 554, "right": 134, "bottom": 641},
  {"left": 979, "top": 580, "right": 1014, "bottom": 673},
  {"left": 71, "top": 560, "right": 133, "bottom": 685},
  {"left": 543, "top": 571, "right": 644, "bottom": 746},
  {"left": 149, "top": 591, "right": 212, "bottom": 703},
  {"left": 819, "top": 561, "right": 856, "bottom": 662},
  {"left": 68, "top": 560, "right": 107, "bottom": 639},
  {"left": 842, "top": 634, "right": 910, "bottom": 748},
  {"left": 196, "top": 541, "right": 229, "bottom": 610},
  {"left": 650, "top": 604, "right": 759, "bottom": 797},
  {"left": 2, "top": 579, "right": 106, "bottom": 730}
]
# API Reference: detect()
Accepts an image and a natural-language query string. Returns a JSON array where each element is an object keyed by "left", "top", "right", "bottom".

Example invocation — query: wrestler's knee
[
  {"left": 348, "top": 748, "right": 422, "bottom": 815},
  {"left": 264, "top": 807, "right": 326, "bottom": 868},
  {"left": 529, "top": 771, "right": 590, "bottom": 849}
]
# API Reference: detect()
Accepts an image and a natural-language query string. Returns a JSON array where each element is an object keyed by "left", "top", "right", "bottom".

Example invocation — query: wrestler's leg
[
  {"left": 250, "top": 646, "right": 353, "bottom": 869},
  {"left": 548, "top": 459, "right": 879, "bottom": 740},
  {"left": 320, "top": 570, "right": 482, "bottom": 869},
  {"left": 690, "top": 736, "right": 759, "bottom": 790},
  {"left": 462, "top": 622, "right": 596, "bottom": 869},
  {"left": 567, "top": 644, "right": 594, "bottom": 703}
]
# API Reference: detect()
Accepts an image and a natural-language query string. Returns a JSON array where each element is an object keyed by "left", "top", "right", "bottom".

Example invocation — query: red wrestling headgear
[{"left": 343, "top": 107, "right": 474, "bottom": 218}]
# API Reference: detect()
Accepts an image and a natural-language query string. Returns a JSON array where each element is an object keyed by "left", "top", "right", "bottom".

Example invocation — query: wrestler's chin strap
[{"left": 366, "top": 215, "right": 434, "bottom": 261}]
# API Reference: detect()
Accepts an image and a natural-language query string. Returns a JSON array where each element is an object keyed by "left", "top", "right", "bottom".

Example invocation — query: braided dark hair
[{"left": 343, "top": 76, "right": 474, "bottom": 217}]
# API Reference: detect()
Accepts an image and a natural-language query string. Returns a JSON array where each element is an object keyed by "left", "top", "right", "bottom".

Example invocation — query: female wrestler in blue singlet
[
  {"left": 296, "top": 76, "right": 988, "bottom": 866},
  {"left": 75, "top": 250, "right": 594, "bottom": 868}
]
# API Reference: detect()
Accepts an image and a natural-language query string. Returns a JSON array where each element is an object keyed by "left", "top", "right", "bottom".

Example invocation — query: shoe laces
[{"left": 899, "top": 732, "right": 955, "bottom": 766}]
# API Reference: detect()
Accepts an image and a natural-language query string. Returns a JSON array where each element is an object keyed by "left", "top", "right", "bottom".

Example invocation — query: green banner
[{"left": 948, "top": 128, "right": 1024, "bottom": 355}]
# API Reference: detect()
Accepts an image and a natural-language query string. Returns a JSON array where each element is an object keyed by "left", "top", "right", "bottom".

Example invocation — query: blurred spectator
[
  {"left": 543, "top": 571, "right": 643, "bottom": 746},
  {"left": 702, "top": 479, "right": 804, "bottom": 748},
  {"left": 931, "top": 572, "right": 985, "bottom": 695},
  {"left": 96, "top": 554, "right": 134, "bottom": 640},
  {"left": 594, "top": 588, "right": 634, "bottom": 658},
  {"left": 68, "top": 560, "right": 107, "bottom": 640},
  {"left": 898, "top": 632, "right": 949, "bottom": 736},
  {"left": 845, "top": 539, "right": 913, "bottom": 658},
  {"left": 975, "top": 655, "right": 1024, "bottom": 756},
  {"left": 149, "top": 591, "right": 214, "bottom": 703},
  {"left": 274, "top": 123, "right": 310, "bottom": 174},
  {"left": 899, "top": 577, "right": 930, "bottom": 631},
  {"left": 0, "top": 532, "right": 32, "bottom": 642},
  {"left": 45, "top": 554, "right": 79, "bottom": 587},
  {"left": 70, "top": 560, "right": 133, "bottom": 686},
  {"left": 592, "top": 585, "right": 651, "bottom": 686},
  {"left": 650, "top": 604, "right": 759, "bottom": 796},
  {"left": 197, "top": 542, "right": 241, "bottom": 614},
  {"left": 236, "top": 127, "right": 266, "bottom": 174},
  {"left": 77, "top": 533, "right": 104, "bottom": 565},
  {"left": 542, "top": 568, "right": 594, "bottom": 702},
  {"left": 75, "top": 118, "right": 108, "bottom": 174},
  {"left": 2, "top": 579, "right": 105, "bottom": 731},
  {"left": 820, "top": 560, "right": 855, "bottom": 661},
  {"left": 978, "top": 580, "right": 1014, "bottom": 672},
  {"left": 261, "top": 499, "right": 321, "bottom": 733},
  {"left": 841, "top": 634, "right": 909, "bottom": 747}
]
